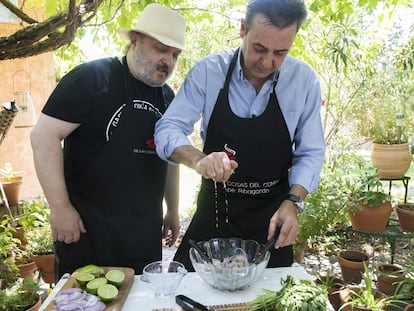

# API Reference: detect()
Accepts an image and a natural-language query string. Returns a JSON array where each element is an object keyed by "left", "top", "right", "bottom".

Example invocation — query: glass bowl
[
  {"left": 142, "top": 261, "right": 187, "bottom": 297},
  {"left": 189, "top": 237, "right": 270, "bottom": 291}
]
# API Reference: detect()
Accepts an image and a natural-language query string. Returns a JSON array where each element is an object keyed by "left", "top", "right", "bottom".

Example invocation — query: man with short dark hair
[{"left": 155, "top": 0, "right": 325, "bottom": 270}]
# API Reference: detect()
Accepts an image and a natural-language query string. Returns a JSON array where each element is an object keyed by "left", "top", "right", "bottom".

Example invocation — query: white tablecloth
[{"left": 41, "top": 264, "right": 317, "bottom": 311}]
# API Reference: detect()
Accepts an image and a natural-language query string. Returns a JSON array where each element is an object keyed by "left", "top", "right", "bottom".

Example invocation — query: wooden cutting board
[{"left": 44, "top": 266, "right": 135, "bottom": 311}]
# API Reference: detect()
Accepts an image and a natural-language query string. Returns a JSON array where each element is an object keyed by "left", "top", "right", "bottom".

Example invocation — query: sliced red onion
[{"left": 52, "top": 287, "right": 106, "bottom": 311}]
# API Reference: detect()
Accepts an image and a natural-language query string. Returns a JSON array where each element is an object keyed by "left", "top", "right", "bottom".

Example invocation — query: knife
[{"left": 175, "top": 294, "right": 213, "bottom": 311}]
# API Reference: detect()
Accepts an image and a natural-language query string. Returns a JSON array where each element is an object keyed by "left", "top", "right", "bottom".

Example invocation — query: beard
[{"left": 130, "top": 46, "right": 172, "bottom": 87}]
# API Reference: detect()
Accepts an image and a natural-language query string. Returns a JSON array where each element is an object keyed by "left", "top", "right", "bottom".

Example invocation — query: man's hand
[
  {"left": 49, "top": 204, "right": 86, "bottom": 244},
  {"left": 267, "top": 200, "right": 299, "bottom": 249},
  {"left": 162, "top": 209, "right": 180, "bottom": 247},
  {"left": 170, "top": 146, "right": 238, "bottom": 183},
  {"left": 195, "top": 151, "right": 238, "bottom": 182}
]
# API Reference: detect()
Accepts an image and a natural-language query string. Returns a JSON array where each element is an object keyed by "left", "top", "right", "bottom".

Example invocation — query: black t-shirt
[{"left": 42, "top": 57, "right": 173, "bottom": 179}]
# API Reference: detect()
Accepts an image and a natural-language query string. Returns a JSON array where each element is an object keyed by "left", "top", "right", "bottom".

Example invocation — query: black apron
[
  {"left": 55, "top": 58, "right": 168, "bottom": 278},
  {"left": 174, "top": 49, "right": 293, "bottom": 271}
]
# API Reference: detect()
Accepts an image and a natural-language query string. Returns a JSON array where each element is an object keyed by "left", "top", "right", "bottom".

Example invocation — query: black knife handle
[{"left": 175, "top": 294, "right": 209, "bottom": 311}]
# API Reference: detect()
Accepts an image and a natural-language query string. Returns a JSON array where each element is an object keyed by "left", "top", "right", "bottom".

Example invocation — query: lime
[
  {"left": 75, "top": 272, "right": 95, "bottom": 287},
  {"left": 97, "top": 284, "right": 119, "bottom": 302},
  {"left": 86, "top": 277, "right": 108, "bottom": 295},
  {"left": 105, "top": 269, "right": 125, "bottom": 287},
  {"left": 78, "top": 264, "right": 105, "bottom": 277}
]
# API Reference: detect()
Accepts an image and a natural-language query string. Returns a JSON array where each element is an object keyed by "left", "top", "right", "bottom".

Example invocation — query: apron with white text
[
  {"left": 174, "top": 49, "right": 293, "bottom": 270},
  {"left": 55, "top": 58, "right": 167, "bottom": 278}
]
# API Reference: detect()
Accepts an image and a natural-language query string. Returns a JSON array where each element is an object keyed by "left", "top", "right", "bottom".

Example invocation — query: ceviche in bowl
[{"left": 189, "top": 237, "right": 270, "bottom": 291}]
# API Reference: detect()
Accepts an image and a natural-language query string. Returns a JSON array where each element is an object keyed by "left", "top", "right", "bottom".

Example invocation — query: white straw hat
[{"left": 118, "top": 4, "right": 186, "bottom": 50}]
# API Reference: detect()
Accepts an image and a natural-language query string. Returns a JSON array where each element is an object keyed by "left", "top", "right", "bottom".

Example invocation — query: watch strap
[{"left": 284, "top": 194, "right": 304, "bottom": 213}]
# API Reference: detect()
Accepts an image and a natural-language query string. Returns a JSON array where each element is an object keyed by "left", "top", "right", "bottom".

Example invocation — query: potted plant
[
  {"left": 315, "top": 270, "right": 345, "bottom": 311},
  {"left": 339, "top": 262, "right": 400, "bottom": 311},
  {"left": 4, "top": 198, "right": 50, "bottom": 246},
  {"left": 395, "top": 203, "right": 414, "bottom": 232},
  {"left": 342, "top": 166, "right": 392, "bottom": 233},
  {"left": 376, "top": 263, "right": 406, "bottom": 296},
  {"left": 295, "top": 151, "right": 351, "bottom": 262},
  {"left": 0, "top": 277, "right": 42, "bottom": 311},
  {"left": 0, "top": 162, "right": 24, "bottom": 206},
  {"left": 337, "top": 250, "right": 369, "bottom": 285},
  {"left": 0, "top": 217, "right": 19, "bottom": 260},
  {"left": 395, "top": 255, "right": 414, "bottom": 306},
  {"left": 0, "top": 258, "right": 19, "bottom": 290},
  {"left": 12, "top": 246, "right": 38, "bottom": 280},
  {"left": 26, "top": 225, "right": 55, "bottom": 284},
  {"left": 350, "top": 58, "right": 414, "bottom": 179}
]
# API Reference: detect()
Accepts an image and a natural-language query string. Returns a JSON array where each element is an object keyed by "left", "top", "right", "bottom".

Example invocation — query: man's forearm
[
  {"left": 169, "top": 145, "right": 205, "bottom": 170},
  {"left": 31, "top": 141, "right": 71, "bottom": 209},
  {"left": 164, "top": 164, "right": 179, "bottom": 212}
]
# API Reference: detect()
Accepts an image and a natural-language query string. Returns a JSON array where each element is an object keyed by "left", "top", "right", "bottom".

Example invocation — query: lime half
[
  {"left": 75, "top": 272, "right": 95, "bottom": 287},
  {"left": 97, "top": 284, "right": 119, "bottom": 302},
  {"left": 78, "top": 264, "right": 105, "bottom": 277},
  {"left": 86, "top": 277, "right": 108, "bottom": 295},
  {"left": 105, "top": 269, "right": 125, "bottom": 287}
]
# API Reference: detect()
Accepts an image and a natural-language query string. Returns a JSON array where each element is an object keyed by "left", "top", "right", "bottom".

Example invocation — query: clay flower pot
[
  {"left": 1, "top": 176, "right": 23, "bottom": 206},
  {"left": 404, "top": 304, "right": 414, "bottom": 311},
  {"left": 26, "top": 294, "right": 42, "bottom": 311},
  {"left": 337, "top": 250, "right": 369, "bottom": 284},
  {"left": 17, "top": 260, "right": 38, "bottom": 280},
  {"left": 31, "top": 253, "right": 55, "bottom": 284},
  {"left": 371, "top": 142, "right": 412, "bottom": 178},
  {"left": 347, "top": 201, "right": 392, "bottom": 233},
  {"left": 396, "top": 203, "right": 414, "bottom": 232},
  {"left": 339, "top": 286, "right": 388, "bottom": 311},
  {"left": 376, "top": 263, "right": 406, "bottom": 295},
  {"left": 315, "top": 275, "right": 344, "bottom": 311}
]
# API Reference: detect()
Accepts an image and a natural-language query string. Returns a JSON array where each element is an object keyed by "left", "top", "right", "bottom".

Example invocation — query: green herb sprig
[{"left": 251, "top": 275, "right": 328, "bottom": 311}]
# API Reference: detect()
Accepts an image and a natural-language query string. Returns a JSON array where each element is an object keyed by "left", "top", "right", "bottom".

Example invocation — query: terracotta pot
[
  {"left": 18, "top": 261, "right": 38, "bottom": 280},
  {"left": 339, "top": 286, "right": 387, "bottom": 311},
  {"left": 376, "top": 263, "right": 405, "bottom": 295},
  {"left": 31, "top": 253, "right": 55, "bottom": 284},
  {"left": 12, "top": 225, "right": 28, "bottom": 246},
  {"left": 348, "top": 201, "right": 392, "bottom": 233},
  {"left": 293, "top": 241, "right": 307, "bottom": 263},
  {"left": 315, "top": 276, "right": 344, "bottom": 311},
  {"left": 1, "top": 177, "right": 23, "bottom": 206},
  {"left": 371, "top": 143, "right": 412, "bottom": 178},
  {"left": 26, "top": 294, "right": 42, "bottom": 311},
  {"left": 337, "top": 250, "right": 369, "bottom": 284},
  {"left": 396, "top": 203, "right": 414, "bottom": 232}
]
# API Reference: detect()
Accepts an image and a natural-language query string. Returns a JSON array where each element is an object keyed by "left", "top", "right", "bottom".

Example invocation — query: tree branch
[
  {"left": 0, "top": 0, "right": 37, "bottom": 24},
  {"left": 0, "top": 0, "right": 105, "bottom": 60}
]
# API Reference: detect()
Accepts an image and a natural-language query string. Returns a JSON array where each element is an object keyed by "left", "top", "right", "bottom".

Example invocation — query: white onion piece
[
  {"left": 52, "top": 287, "right": 106, "bottom": 311},
  {"left": 84, "top": 294, "right": 100, "bottom": 307},
  {"left": 85, "top": 301, "right": 106, "bottom": 311}
]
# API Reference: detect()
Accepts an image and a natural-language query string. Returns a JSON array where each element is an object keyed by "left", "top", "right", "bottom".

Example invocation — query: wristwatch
[{"left": 284, "top": 194, "right": 304, "bottom": 213}]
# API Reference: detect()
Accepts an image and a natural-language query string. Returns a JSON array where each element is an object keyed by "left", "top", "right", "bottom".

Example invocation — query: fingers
[
  {"left": 275, "top": 222, "right": 298, "bottom": 248},
  {"left": 52, "top": 221, "right": 86, "bottom": 244},
  {"left": 197, "top": 152, "right": 238, "bottom": 182},
  {"left": 268, "top": 205, "right": 299, "bottom": 249}
]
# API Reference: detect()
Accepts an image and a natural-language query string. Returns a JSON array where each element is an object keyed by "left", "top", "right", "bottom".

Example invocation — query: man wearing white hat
[{"left": 31, "top": 4, "right": 186, "bottom": 279}]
